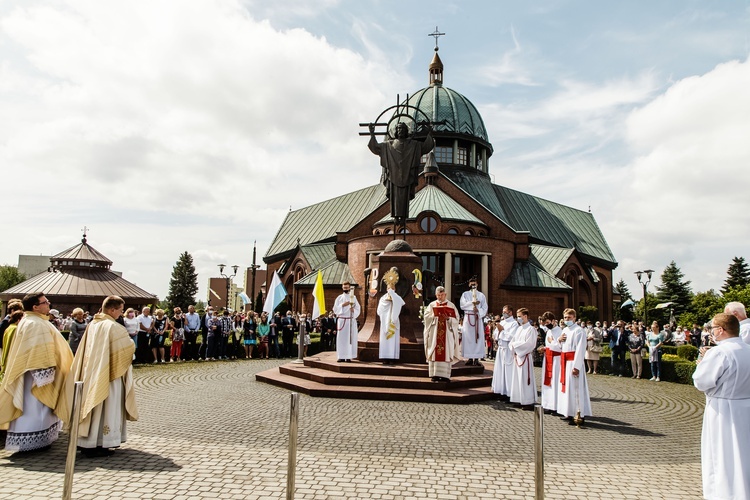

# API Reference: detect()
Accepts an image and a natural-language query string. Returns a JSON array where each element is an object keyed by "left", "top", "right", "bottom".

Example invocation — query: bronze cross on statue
[{"left": 428, "top": 27, "right": 445, "bottom": 50}]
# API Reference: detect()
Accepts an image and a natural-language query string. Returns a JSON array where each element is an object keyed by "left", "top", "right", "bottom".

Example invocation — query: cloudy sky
[{"left": 1, "top": 0, "right": 749, "bottom": 303}]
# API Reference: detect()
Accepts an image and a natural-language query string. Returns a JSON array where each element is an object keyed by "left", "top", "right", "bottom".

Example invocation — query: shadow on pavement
[
  {"left": 590, "top": 396, "right": 655, "bottom": 405},
  {"left": 583, "top": 416, "right": 665, "bottom": 437},
  {"left": 0, "top": 446, "right": 181, "bottom": 474}
]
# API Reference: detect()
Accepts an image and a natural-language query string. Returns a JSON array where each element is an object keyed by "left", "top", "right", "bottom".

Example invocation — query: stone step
[
  {"left": 255, "top": 368, "right": 496, "bottom": 404},
  {"left": 278, "top": 363, "right": 492, "bottom": 390}
]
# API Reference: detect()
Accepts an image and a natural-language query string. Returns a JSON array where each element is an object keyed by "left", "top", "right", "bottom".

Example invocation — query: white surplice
[
  {"left": 377, "top": 289, "right": 405, "bottom": 360},
  {"left": 693, "top": 336, "right": 750, "bottom": 500},
  {"left": 459, "top": 289, "right": 488, "bottom": 359},
  {"left": 555, "top": 324, "right": 592, "bottom": 418},
  {"left": 540, "top": 325, "right": 562, "bottom": 411},
  {"left": 740, "top": 318, "right": 750, "bottom": 345},
  {"left": 509, "top": 322, "right": 538, "bottom": 405},
  {"left": 5, "top": 372, "right": 61, "bottom": 452},
  {"left": 491, "top": 317, "right": 518, "bottom": 396},
  {"left": 333, "top": 292, "right": 360, "bottom": 360}
]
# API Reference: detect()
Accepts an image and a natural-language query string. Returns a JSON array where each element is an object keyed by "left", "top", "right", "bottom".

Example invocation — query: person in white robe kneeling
[
  {"left": 377, "top": 287, "right": 405, "bottom": 364},
  {"left": 0, "top": 292, "right": 73, "bottom": 453},
  {"left": 539, "top": 311, "right": 562, "bottom": 415},
  {"left": 423, "top": 287, "right": 460, "bottom": 382},
  {"left": 60, "top": 295, "right": 138, "bottom": 457},
  {"left": 693, "top": 312, "right": 750, "bottom": 500},
  {"left": 556, "top": 308, "right": 592, "bottom": 426},
  {"left": 508, "top": 308, "right": 537, "bottom": 410},
  {"left": 491, "top": 305, "right": 518, "bottom": 401},
  {"left": 333, "top": 281, "right": 360, "bottom": 362}
]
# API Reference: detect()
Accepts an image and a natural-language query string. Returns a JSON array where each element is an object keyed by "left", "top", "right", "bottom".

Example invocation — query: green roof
[
  {"left": 377, "top": 185, "right": 483, "bottom": 224},
  {"left": 529, "top": 245, "right": 574, "bottom": 276},
  {"left": 404, "top": 85, "right": 490, "bottom": 143},
  {"left": 295, "top": 259, "right": 356, "bottom": 287},
  {"left": 266, "top": 169, "right": 616, "bottom": 269},
  {"left": 300, "top": 243, "right": 337, "bottom": 271},
  {"left": 503, "top": 261, "right": 571, "bottom": 290},
  {"left": 265, "top": 184, "right": 387, "bottom": 260},
  {"left": 443, "top": 169, "right": 616, "bottom": 265}
]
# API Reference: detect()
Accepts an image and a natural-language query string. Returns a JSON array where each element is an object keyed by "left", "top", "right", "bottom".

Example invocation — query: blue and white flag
[
  {"left": 238, "top": 292, "right": 251, "bottom": 305},
  {"left": 263, "top": 271, "right": 287, "bottom": 315}
]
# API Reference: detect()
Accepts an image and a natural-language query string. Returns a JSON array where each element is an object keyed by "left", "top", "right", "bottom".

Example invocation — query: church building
[{"left": 263, "top": 45, "right": 617, "bottom": 322}]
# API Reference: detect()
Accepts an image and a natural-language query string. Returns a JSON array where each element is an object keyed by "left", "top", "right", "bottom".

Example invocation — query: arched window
[
  {"left": 447, "top": 228, "right": 459, "bottom": 234},
  {"left": 464, "top": 229, "right": 474, "bottom": 236}
]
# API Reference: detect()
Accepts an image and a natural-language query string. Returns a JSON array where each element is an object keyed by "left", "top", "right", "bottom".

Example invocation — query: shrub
[
  {"left": 676, "top": 344, "right": 699, "bottom": 361},
  {"left": 661, "top": 354, "right": 681, "bottom": 362},
  {"left": 660, "top": 345, "right": 678, "bottom": 355},
  {"left": 673, "top": 361, "right": 697, "bottom": 384}
]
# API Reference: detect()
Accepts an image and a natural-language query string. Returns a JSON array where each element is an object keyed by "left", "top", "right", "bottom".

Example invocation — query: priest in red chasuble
[{"left": 423, "top": 286, "right": 461, "bottom": 382}]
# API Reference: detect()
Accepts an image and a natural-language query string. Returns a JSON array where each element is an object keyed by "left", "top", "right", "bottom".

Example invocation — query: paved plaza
[{"left": 1, "top": 358, "right": 705, "bottom": 499}]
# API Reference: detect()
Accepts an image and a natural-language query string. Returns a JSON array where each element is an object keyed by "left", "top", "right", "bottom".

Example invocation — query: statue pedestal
[{"left": 357, "top": 240, "right": 425, "bottom": 364}]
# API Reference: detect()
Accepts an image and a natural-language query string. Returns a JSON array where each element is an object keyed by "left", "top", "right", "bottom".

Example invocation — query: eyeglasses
[
  {"left": 38, "top": 300, "right": 51, "bottom": 306},
  {"left": 710, "top": 325, "right": 722, "bottom": 330}
]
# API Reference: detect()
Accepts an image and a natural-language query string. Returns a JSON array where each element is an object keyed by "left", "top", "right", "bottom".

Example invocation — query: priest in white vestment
[
  {"left": 693, "top": 313, "right": 750, "bottom": 500},
  {"left": 0, "top": 293, "right": 73, "bottom": 452},
  {"left": 333, "top": 281, "right": 360, "bottom": 362},
  {"left": 423, "top": 287, "right": 461, "bottom": 382},
  {"left": 539, "top": 312, "right": 562, "bottom": 414},
  {"left": 491, "top": 306, "right": 518, "bottom": 400},
  {"left": 60, "top": 296, "right": 139, "bottom": 457},
  {"left": 556, "top": 308, "right": 592, "bottom": 425},
  {"left": 459, "top": 277, "right": 488, "bottom": 366},
  {"left": 377, "top": 288, "right": 405, "bottom": 363},
  {"left": 508, "top": 308, "right": 537, "bottom": 408}
]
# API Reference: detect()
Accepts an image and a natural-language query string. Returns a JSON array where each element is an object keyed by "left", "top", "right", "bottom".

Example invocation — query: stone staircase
[{"left": 255, "top": 351, "right": 496, "bottom": 404}]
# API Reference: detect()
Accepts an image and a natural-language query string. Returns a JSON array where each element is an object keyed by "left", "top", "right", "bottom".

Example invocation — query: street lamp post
[
  {"left": 250, "top": 241, "right": 261, "bottom": 313},
  {"left": 219, "top": 264, "right": 240, "bottom": 311},
  {"left": 635, "top": 269, "right": 654, "bottom": 326}
]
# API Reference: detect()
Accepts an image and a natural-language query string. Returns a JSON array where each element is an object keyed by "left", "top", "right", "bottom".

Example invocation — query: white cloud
[{"left": 612, "top": 57, "right": 750, "bottom": 294}]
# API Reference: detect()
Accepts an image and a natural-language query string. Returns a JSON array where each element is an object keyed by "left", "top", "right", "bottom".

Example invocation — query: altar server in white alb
[
  {"left": 693, "top": 313, "right": 750, "bottom": 500},
  {"left": 333, "top": 281, "right": 360, "bottom": 362},
  {"left": 377, "top": 287, "right": 405, "bottom": 363},
  {"left": 555, "top": 308, "right": 592, "bottom": 426},
  {"left": 459, "top": 277, "right": 488, "bottom": 366},
  {"left": 508, "top": 308, "right": 537, "bottom": 409},
  {"left": 491, "top": 305, "right": 518, "bottom": 401},
  {"left": 540, "top": 311, "right": 563, "bottom": 414}
]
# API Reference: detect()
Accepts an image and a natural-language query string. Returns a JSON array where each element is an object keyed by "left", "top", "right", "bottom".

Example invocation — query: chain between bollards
[
  {"left": 286, "top": 392, "right": 300, "bottom": 500},
  {"left": 534, "top": 403, "right": 544, "bottom": 500},
  {"left": 62, "top": 381, "right": 84, "bottom": 500}
]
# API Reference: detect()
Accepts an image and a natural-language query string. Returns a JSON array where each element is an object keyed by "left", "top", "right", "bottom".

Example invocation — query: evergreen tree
[
  {"left": 655, "top": 261, "right": 693, "bottom": 317},
  {"left": 254, "top": 291, "right": 263, "bottom": 314},
  {"left": 614, "top": 279, "right": 633, "bottom": 301},
  {"left": 166, "top": 252, "right": 199, "bottom": 312},
  {"left": 721, "top": 256, "right": 750, "bottom": 294},
  {"left": 688, "top": 289, "right": 722, "bottom": 327},
  {"left": 0, "top": 265, "right": 26, "bottom": 292}
]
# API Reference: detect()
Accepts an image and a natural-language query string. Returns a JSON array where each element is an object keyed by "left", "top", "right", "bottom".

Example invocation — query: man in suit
[
  {"left": 321, "top": 312, "right": 336, "bottom": 350},
  {"left": 610, "top": 320, "right": 630, "bottom": 377},
  {"left": 280, "top": 311, "right": 297, "bottom": 357}
]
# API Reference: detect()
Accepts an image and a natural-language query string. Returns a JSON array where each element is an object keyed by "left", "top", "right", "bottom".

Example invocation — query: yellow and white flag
[{"left": 311, "top": 269, "right": 326, "bottom": 319}]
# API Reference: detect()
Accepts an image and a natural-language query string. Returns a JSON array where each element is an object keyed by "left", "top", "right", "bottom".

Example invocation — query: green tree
[
  {"left": 721, "top": 257, "right": 750, "bottom": 294},
  {"left": 688, "top": 289, "right": 722, "bottom": 326},
  {"left": 722, "top": 284, "right": 750, "bottom": 310},
  {"left": 166, "top": 252, "right": 199, "bottom": 312},
  {"left": 578, "top": 305, "right": 599, "bottom": 323},
  {"left": 0, "top": 265, "right": 26, "bottom": 292},
  {"left": 254, "top": 291, "right": 263, "bottom": 314},
  {"left": 655, "top": 261, "right": 693, "bottom": 318}
]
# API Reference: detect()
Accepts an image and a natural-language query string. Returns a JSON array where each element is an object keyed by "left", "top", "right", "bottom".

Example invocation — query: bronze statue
[{"left": 368, "top": 122, "right": 433, "bottom": 227}]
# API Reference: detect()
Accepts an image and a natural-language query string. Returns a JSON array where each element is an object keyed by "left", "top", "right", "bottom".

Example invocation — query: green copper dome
[{"left": 402, "top": 85, "right": 490, "bottom": 144}]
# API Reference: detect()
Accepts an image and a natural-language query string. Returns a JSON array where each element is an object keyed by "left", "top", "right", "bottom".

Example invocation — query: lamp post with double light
[
  {"left": 635, "top": 269, "right": 654, "bottom": 326},
  {"left": 219, "top": 264, "right": 239, "bottom": 312}
]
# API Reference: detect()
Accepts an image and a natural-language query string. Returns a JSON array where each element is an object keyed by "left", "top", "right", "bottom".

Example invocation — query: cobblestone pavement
[{"left": 0, "top": 359, "right": 705, "bottom": 499}]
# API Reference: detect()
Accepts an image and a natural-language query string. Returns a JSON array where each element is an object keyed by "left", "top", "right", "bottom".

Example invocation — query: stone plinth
[{"left": 357, "top": 239, "right": 425, "bottom": 363}]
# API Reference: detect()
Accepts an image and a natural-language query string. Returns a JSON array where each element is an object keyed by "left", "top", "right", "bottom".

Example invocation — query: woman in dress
[
  {"left": 585, "top": 322, "right": 602, "bottom": 374},
  {"left": 151, "top": 309, "right": 168, "bottom": 363},
  {"left": 243, "top": 312, "right": 257, "bottom": 359},
  {"left": 257, "top": 312, "right": 270, "bottom": 359},
  {"left": 68, "top": 308, "right": 87, "bottom": 355},
  {"left": 647, "top": 321, "right": 665, "bottom": 382},
  {"left": 170, "top": 307, "right": 185, "bottom": 362}
]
